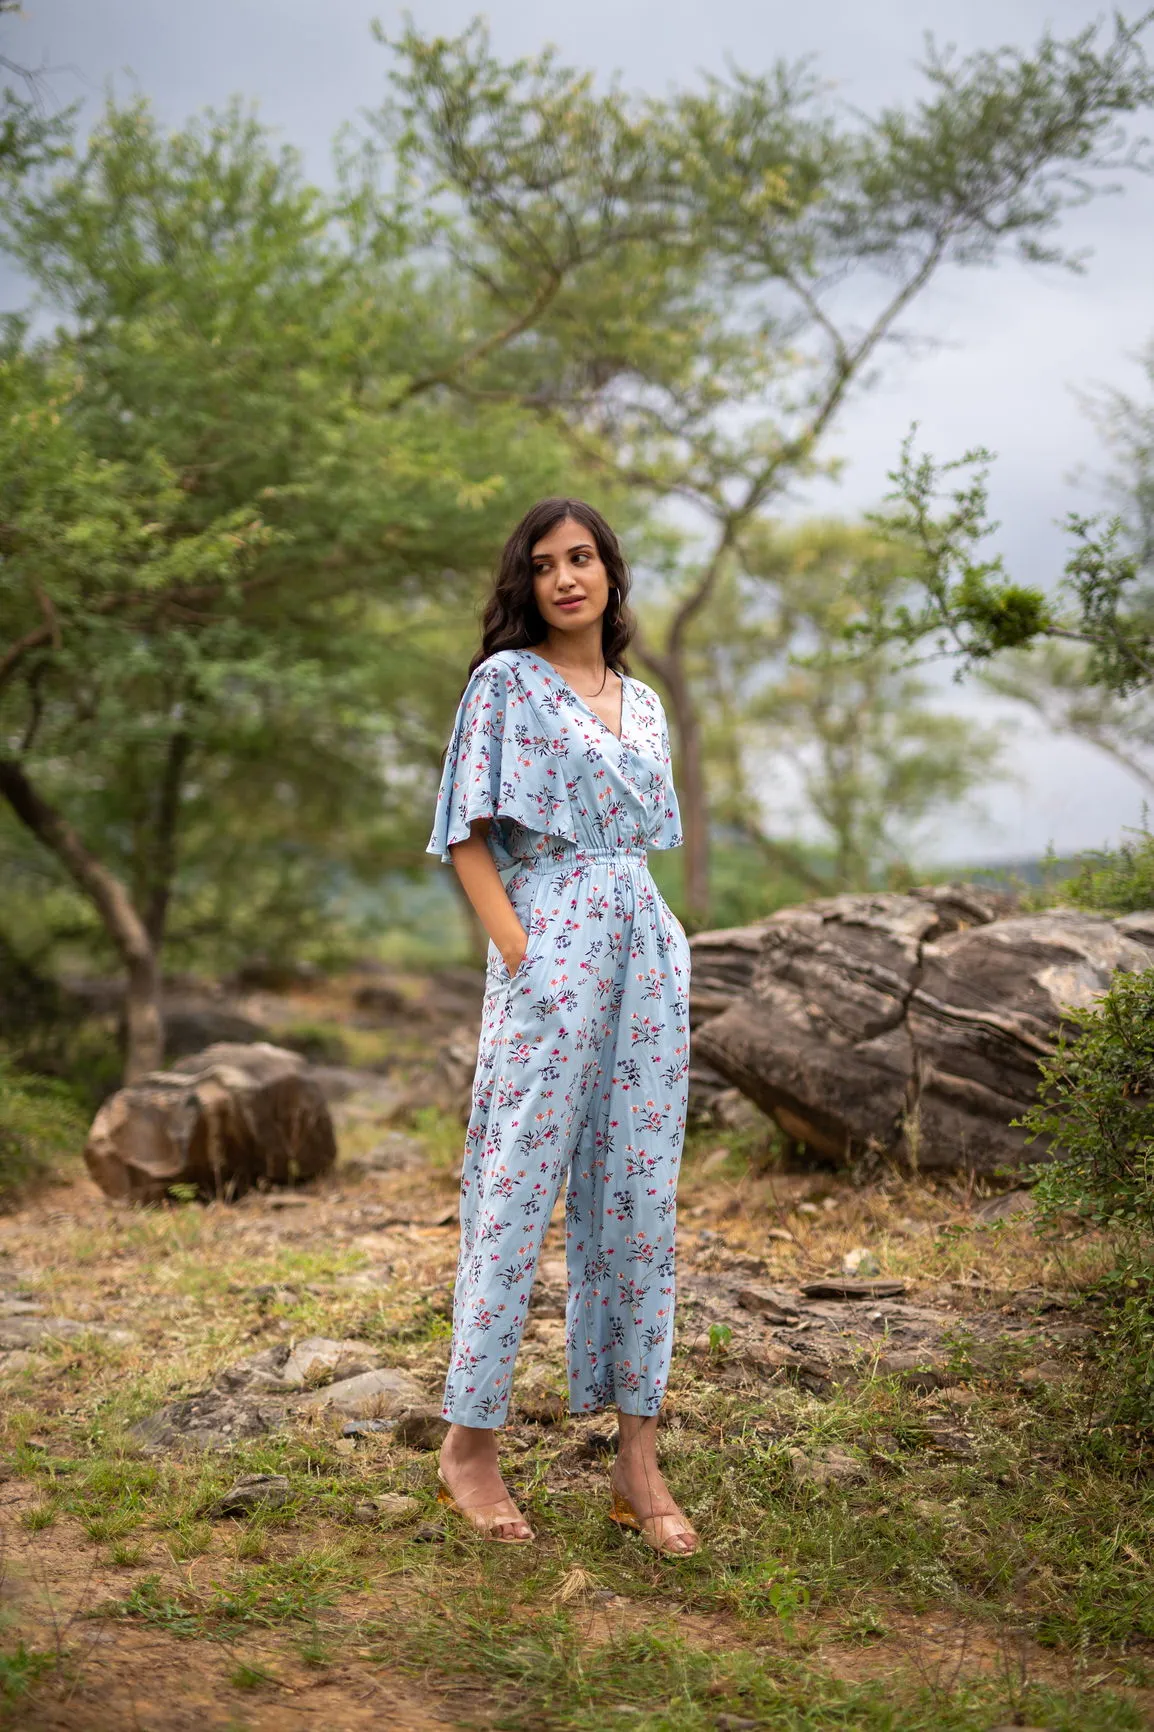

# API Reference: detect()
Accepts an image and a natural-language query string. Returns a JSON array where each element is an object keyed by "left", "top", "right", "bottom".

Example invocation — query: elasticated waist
[{"left": 523, "top": 845, "right": 648, "bottom": 874}]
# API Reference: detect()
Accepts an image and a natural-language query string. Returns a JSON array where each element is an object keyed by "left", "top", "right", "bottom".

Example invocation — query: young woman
[{"left": 425, "top": 497, "right": 697, "bottom": 1556}]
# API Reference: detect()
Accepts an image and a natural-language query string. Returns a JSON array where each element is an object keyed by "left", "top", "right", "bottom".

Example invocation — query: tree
[
  {"left": 370, "top": 11, "right": 1154, "bottom": 920},
  {"left": 869, "top": 427, "right": 1154, "bottom": 697},
  {"left": 0, "top": 98, "right": 583, "bottom": 1079},
  {"left": 738, "top": 522, "right": 1001, "bottom": 887},
  {"left": 974, "top": 335, "right": 1154, "bottom": 791}
]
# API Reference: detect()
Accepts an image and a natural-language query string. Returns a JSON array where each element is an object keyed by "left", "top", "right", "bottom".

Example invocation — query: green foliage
[
  {"left": 738, "top": 520, "right": 1003, "bottom": 887},
  {"left": 870, "top": 431, "right": 1154, "bottom": 694},
  {"left": 1023, "top": 967, "right": 1154, "bottom": 1241},
  {"left": 0, "top": 1640, "right": 58, "bottom": 1707},
  {"left": 1054, "top": 823, "right": 1154, "bottom": 914},
  {"left": 1021, "top": 967, "right": 1154, "bottom": 1426},
  {"left": 0, "top": 1053, "right": 86, "bottom": 1196}
]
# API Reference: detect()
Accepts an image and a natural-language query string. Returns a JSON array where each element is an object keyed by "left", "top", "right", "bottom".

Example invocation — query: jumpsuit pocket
[
  {"left": 488, "top": 932, "right": 546, "bottom": 989},
  {"left": 486, "top": 873, "right": 548, "bottom": 992}
]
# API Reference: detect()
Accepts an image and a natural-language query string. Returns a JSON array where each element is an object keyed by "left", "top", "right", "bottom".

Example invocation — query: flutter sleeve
[
  {"left": 646, "top": 698, "right": 684, "bottom": 850},
  {"left": 426, "top": 653, "right": 579, "bottom": 865}
]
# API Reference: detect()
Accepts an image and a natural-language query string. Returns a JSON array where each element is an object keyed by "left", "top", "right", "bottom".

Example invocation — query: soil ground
[{"left": 2, "top": 970, "right": 1152, "bottom": 1730}]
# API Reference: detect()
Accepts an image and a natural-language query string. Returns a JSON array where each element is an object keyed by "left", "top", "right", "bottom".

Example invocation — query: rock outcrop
[
  {"left": 690, "top": 887, "right": 1153, "bottom": 1173},
  {"left": 84, "top": 1041, "right": 336, "bottom": 1204}
]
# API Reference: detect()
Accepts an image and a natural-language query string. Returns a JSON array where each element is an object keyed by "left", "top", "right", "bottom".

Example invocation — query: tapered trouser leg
[
  {"left": 440, "top": 956, "right": 591, "bottom": 1425},
  {"left": 563, "top": 1060, "right": 680, "bottom": 1418}
]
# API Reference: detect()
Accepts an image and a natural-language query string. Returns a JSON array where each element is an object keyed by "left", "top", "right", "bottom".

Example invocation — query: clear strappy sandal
[
  {"left": 436, "top": 1467, "right": 535, "bottom": 1545},
  {"left": 608, "top": 1485, "right": 699, "bottom": 1557}
]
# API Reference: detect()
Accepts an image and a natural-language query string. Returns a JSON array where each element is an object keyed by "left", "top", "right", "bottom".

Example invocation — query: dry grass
[{"left": 1, "top": 1071, "right": 1152, "bottom": 1729}]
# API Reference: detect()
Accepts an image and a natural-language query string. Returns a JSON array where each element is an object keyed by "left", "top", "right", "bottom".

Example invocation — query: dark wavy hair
[{"left": 466, "top": 497, "right": 637, "bottom": 680}]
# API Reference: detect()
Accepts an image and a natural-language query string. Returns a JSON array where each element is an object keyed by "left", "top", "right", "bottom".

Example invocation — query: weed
[
  {"left": 0, "top": 1640, "right": 58, "bottom": 1705},
  {"left": 229, "top": 1660, "right": 274, "bottom": 1690},
  {"left": 108, "top": 1541, "right": 144, "bottom": 1568}
]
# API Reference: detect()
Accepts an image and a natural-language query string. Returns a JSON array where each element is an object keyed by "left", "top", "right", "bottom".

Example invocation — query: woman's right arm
[{"left": 449, "top": 819, "right": 528, "bottom": 976}]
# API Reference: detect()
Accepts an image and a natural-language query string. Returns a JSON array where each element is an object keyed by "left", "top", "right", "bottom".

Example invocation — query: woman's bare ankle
[{"left": 439, "top": 1422, "right": 501, "bottom": 1473}]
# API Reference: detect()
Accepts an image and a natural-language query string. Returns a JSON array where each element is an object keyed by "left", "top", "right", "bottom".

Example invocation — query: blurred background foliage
[{"left": 3, "top": 7, "right": 1154, "bottom": 1115}]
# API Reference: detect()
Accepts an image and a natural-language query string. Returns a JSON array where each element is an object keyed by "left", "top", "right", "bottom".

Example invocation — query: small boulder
[
  {"left": 735, "top": 1286, "right": 800, "bottom": 1326},
  {"left": 209, "top": 1473, "right": 291, "bottom": 1518},
  {"left": 298, "top": 1366, "right": 425, "bottom": 1419},
  {"left": 975, "top": 1189, "right": 1035, "bottom": 1224},
  {"left": 789, "top": 1447, "right": 869, "bottom": 1486},
  {"left": 394, "top": 1406, "right": 450, "bottom": 1450},
  {"left": 801, "top": 1278, "right": 907, "bottom": 1300},
  {"left": 219, "top": 1337, "right": 383, "bottom": 1393},
  {"left": 352, "top": 1493, "right": 420, "bottom": 1524},
  {"left": 280, "top": 1337, "right": 381, "bottom": 1389},
  {"left": 84, "top": 1042, "right": 336, "bottom": 1205},
  {"left": 129, "top": 1390, "right": 283, "bottom": 1453}
]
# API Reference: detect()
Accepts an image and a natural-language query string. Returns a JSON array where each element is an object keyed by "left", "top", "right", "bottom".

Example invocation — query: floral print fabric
[{"left": 426, "top": 647, "right": 691, "bottom": 1424}]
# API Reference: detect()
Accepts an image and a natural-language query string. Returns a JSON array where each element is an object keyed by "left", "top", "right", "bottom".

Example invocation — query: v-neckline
[{"left": 516, "top": 647, "right": 631, "bottom": 745}]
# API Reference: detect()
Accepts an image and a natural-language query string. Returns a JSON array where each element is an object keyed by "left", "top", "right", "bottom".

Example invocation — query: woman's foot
[
  {"left": 437, "top": 1423, "right": 534, "bottom": 1544},
  {"left": 610, "top": 1415, "right": 699, "bottom": 1556}
]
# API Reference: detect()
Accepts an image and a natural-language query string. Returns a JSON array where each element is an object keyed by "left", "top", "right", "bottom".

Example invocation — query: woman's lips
[{"left": 556, "top": 597, "right": 585, "bottom": 609}]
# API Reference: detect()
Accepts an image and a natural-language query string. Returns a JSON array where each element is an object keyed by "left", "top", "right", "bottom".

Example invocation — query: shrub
[
  {"left": 1020, "top": 967, "right": 1154, "bottom": 1428},
  {"left": 0, "top": 1054, "right": 87, "bottom": 1199},
  {"left": 1041, "top": 821, "right": 1154, "bottom": 915}
]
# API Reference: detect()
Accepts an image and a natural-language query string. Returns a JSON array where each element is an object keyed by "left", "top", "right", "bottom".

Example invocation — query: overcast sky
[{"left": 7, "top": 0, "right": 1154, "bottom": 866}]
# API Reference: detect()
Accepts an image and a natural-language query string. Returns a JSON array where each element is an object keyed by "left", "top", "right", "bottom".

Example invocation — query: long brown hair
[{"left": 466, "top": 497, "right": 636, "bottom": 679}]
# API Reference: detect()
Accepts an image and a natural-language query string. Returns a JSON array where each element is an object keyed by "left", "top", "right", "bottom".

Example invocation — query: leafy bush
[
  {"left": 1020, "top": 967, "right": 1154, "bottom": 1427},
  {"left": 1036, "top": 822, "right": 1154, "bottom": 916},
  {"left": 0, "top": 1054, "right": 87, "bottom": 1198}
]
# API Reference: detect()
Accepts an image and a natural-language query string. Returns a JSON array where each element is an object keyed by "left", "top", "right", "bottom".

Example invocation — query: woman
[{"left": 425, "top": 497, "right": 697, "bottom": 1556}]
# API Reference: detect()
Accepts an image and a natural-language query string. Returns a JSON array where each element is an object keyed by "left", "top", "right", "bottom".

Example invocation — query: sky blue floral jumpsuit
[{"left": 426, "top": 647, "right": 692, "bottom": 1426}]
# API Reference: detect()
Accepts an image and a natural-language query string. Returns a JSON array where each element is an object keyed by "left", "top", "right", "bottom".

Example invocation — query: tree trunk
[
  {"left": 145, "top": 727, "right": 191, "bottom": 950},
  {"left": 0, "top": 756, "right": 163, "bottom": 1081},
  {"left": 663, "top": 659, "right": 710, "bottom": 925}
]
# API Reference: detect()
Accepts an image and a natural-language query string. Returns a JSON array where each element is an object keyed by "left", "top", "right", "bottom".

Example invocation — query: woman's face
[{"left": 530, "top": 516, "right": 610, "bottom": 634}]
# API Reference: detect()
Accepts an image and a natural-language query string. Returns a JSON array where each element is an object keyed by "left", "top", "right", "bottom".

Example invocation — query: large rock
[
  {"left": 691, "top": 888, "right": 1153, "bottom": 1173},
  {"left": 162, "top": 1002, "right": 270, "bottom": 1060},
  {"left": 83, "top": 1042, "right": 336, "bottom": 1205}
]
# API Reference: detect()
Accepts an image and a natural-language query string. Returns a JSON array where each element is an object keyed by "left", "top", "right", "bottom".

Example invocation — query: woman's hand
[
  {"left": 448, "top": 821, "right": 532, "bottom": 979},
  {"left": 501, "top": 929, "right": 529, "bottom": 978}
]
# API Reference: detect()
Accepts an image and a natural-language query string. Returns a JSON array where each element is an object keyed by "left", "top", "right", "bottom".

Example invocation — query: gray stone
[
  {"left": 735, "top": 1285, "right": 800, "bottom": 1326},
  {"left": 975, "top": 1189, "right": 1035, "bottom": 1224},
  {"left": 298, "top": 1366, "right": 425, "bottom": 1418},
  {"left": 279, "top": 1336, "right": 381, "bottom": 1388},
  {"left": 801, "top": 1279, "right": 907, "bottom": 1301},
  {"left": 129, "top": 1390, "right": 285, "bottom": 1453},
  {"left": 209, "top": 1473, "right": 291, "bottom": 1517},
  {"left": 691, "top": 891, "right": 1153, "bottom": 1172},
  {"left": 219, "top": 1336, "right": 383, "bottom": 1394},
  {"left": 162, "top": 1003, "right": 269, "bottom": 1060}
]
